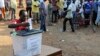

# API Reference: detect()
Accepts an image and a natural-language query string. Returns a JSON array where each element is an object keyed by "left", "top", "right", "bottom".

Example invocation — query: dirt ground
[
  {"left": 0, "top": 1, "right": 100, "bottom": 56},
  {"left": 0, "top": 17, "right": 100, "bottom": 56}
]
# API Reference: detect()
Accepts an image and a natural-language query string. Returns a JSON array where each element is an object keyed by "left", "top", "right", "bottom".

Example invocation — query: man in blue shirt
[
  {"left": 83, "top": 0, "right": 92, "bottom": 27},
  {"left": 39, "top": 1, "right": 47, "bottom": 32}
]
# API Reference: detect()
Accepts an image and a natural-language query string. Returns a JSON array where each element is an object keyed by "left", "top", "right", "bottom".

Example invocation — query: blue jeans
[
  {"left": 72, "top": 11, "right": 77, "bottom": 29},
  {"left": 40, "top": 15, "right": 46, "bottom": 31},
  {"left": 72, "top": 11, "right": 77, "bottom": 23}
]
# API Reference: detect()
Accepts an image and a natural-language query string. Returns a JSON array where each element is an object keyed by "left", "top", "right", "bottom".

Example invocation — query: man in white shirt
[
  {"left": 0, "top": 0, "right": 5, "bottom": 19},
  {"left": 65, "top": 4, "right": 73, "bottom": 19},
  {"left": 63, "top": 1, "right": 75, "bottom": 32}
]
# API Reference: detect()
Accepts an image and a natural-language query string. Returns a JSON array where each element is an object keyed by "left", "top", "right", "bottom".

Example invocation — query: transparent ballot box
[{"left": 11, "top": 29, "right": 42, "bottom": 56}]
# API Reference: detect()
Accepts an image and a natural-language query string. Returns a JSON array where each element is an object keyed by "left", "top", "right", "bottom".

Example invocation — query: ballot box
[{"left": 11, "top": 29, "right": 42, "bottom": 56}]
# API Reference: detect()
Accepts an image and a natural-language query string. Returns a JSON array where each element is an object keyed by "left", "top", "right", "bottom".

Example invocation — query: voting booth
[{"left": 11, "top": 29, "right": 42, "bottom": 56}]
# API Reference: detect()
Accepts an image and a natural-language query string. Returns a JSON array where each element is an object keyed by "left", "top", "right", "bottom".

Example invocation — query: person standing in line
[
  {"left": 77, "top": 5, "right": 85, "bottom": 26},
  {"left": 26, "top": 0, "right": 32, "bottom": 18},
  {"left": 62, "top": 1, "right": 75, "bottom": 32},
  {"left": 10, "top": 0, "right": 17, "bottom": 20},
  {"left": 57, "top": 0, "right": 64, "bottom": 19},
  {"left": 39, "top": 1, "right": 47, "bottom": 32},
  {"left": 71, "top": 0, "right": 77, "bottom": 29},
  {"left": 47, "top": 0, "right": 53, "bottom": 26},
  {"left": 0, "top": 0, "right": 5, "bottom": 19},
  {"left": 51, "top": 0, "right": 59, "bottom": 23},
  {"left": 44, "top": 0, "right": 50, "bottom": 26},
  {"left": 92, "top": 0, "right": 98, "bottom": 25},
  {"left": 83, "top": 0, "right": 92, "bottom": 27},
  {"left": 4, "top": 0, "right": 11, "bottom": 20},
  {"left": 5, "top": 0, "right": 10, "bottom": 11},
  {"left": 32, "top": 0, "right": 40, "bottom": 24},
  {"left": 95, "top": 0, "right": 100, "bottom": 25}
]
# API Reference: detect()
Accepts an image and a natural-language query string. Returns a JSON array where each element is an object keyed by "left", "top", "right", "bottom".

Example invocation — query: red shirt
[{"left": 11, "top": 19, "right": 27, "bottom": 31}]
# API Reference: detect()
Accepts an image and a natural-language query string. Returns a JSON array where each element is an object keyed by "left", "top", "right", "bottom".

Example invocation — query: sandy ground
[
  {"left": 0, "top": 17, "right": 100, "bottom": 56},
  {"left": 0, "top": 1, "right": 100, "bottom": 56}
]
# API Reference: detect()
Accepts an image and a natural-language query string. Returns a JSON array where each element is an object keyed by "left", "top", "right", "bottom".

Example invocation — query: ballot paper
[{"left": 28, "top": 18, "right": 33, "bottom": 30}]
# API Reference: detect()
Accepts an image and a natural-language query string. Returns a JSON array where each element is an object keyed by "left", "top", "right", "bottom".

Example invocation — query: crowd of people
[
  {"left": 1, "top": 0, "right": 100, "bottom": 32},
  {"left": 0, "top": 0, "right": 17, "bottom": 19}
]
